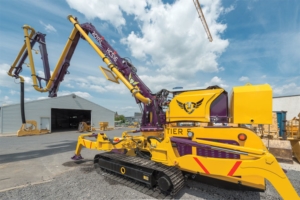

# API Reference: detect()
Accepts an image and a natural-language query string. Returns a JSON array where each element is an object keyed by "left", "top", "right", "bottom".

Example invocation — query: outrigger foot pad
[{"left": 71, "top": 154, "right": 83, "bottom": 160}]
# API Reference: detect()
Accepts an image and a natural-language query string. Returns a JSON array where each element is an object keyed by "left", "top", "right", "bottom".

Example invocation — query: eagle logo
[
  {"left": 129, "top": 73, "right": 139, "bottom": 86},
  {"left": 176, "top": 98, "right": 204, "bottom": 114}
]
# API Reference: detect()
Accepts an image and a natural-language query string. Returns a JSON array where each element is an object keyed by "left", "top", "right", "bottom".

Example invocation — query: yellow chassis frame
[{"left": 74, "top": 129, "right": 300, "bottom": 200}]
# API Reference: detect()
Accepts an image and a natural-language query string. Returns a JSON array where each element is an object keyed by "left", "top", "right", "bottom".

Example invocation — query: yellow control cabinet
[
  {"left": 167, "top": 89, "right": 224, "bottom": 122},
  {"left": 230, "top": 84, "right": 272, "bottom": 124}
]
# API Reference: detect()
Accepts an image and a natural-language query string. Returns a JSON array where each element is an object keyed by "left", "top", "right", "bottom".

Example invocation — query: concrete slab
[{"left": 0, "top": 128, "right": 132, "bottom": 191}]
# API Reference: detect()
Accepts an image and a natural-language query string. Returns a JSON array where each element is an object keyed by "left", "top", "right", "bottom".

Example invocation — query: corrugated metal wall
[
  {"left": 273, "top": 95, "right": 300, "bottom": 120},
  {"left": 0, "top": 94, "right": 114, "bottom": 135}
]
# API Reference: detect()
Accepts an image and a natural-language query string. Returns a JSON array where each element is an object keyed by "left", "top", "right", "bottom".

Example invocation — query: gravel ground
[
  {"left": 0, "top": 159, "right": 299, "bottom": 200},
  {"left": 1, "top": 129, "right": 299, "bottom": 199}
]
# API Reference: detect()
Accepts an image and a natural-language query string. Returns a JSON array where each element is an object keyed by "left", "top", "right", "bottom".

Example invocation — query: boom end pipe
[
  {"left": 22, "top": 25, "right": 36, "bottom": 34},
  {"left": 19, "top": 76, "right": 26, "bottom": 124}
]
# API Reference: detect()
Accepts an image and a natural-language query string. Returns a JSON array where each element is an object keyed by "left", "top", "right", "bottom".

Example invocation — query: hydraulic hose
[
  {"left": 20, "top": 76, "right": 26, "bottom": 124},
  {"left": 147, "top": 136, "right": 162, "bottom": 144}
]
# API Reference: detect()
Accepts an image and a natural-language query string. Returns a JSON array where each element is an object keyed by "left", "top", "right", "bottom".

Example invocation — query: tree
[{"left": 115, "top": 115, "right": 125, "bottom": 123}]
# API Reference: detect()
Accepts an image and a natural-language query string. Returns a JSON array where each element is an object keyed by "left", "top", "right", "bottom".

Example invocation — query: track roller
[{"left": 94, "top": 152, "right": 185, "bottom": 198}]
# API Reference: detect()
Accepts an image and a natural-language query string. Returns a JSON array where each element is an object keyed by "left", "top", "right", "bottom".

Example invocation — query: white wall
[
  {"left": 273, "top": 95, "right": 300, "bottom": 120},
  {"left": 0, "top": 94, "right": 114, "bottom": 135}
]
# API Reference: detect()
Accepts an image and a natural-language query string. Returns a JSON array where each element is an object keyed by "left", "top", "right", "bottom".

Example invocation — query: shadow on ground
[
  {"left": 62, "top": 159, "right": 93, "bottom": 167},
  {"left": 175, "top": 179, "right": 261, "bottom": 200},
  {"left": 0, "top": 141, "right": 78, "bottom": 164}
]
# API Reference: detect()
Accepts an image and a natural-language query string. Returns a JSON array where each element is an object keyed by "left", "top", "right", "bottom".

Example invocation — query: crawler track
[{"left": 94, "top": 152, "right": 185, "bottom": 199}]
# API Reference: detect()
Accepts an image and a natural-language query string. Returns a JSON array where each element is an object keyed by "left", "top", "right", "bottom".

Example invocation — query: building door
[
  {"left": 51, "top": 109, "right": 91, "bottom": 132},
  {"left": 41, "top": 117, "right": 50, "bottom": 130}
]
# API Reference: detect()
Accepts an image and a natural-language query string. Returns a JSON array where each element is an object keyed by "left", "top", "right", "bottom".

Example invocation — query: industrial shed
[
  {"left": 273, "top": 94, "right": 300, "bottom": 120},
  {"left": 0, "top": 94, "right": 115, "bottom": 135}
]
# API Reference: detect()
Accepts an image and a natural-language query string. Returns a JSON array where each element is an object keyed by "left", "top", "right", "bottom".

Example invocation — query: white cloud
[
  {"left": 261, "top": 75, "right": 266, "bottom": 78},
  {"left": 37, "top": 97, "right": 48, "bottom": 100},
  {"left": 62, "top": 75, "right": 130, "bottom": 94},
  {"left": 104, "top": 83, "right": 128, "bottom": 94},
  {"left": 0, "top": 63, "right": 13, "bottom": 87},
  {"left": 39, "top": 20, "right": 57, "bottom": 33},
  {"left": 10, "top": 90, "right": 18, "bottom": 95},
  {"left": 136, "top": 66, "right": 150, "bottom": 73},
  {"left": 139, "top": 74, "right": 180, "bottom": 92},
  {"left": 90, "top": 85, "right": 106, "bottom": 93},
  {"left": 66, "top": 0, "right": 229, "bottom": 80},
  {"left": 239, "top": 76, "right": 249, "bottom": 82},
  {"left": 87, "top": 76, "right": 107, "bottom": 85},
  {"left": 66, "top": 0, "right": 147, "bottom": 28},
  {"left": 66, "top": 83, "right": 74, "bottom": 88},
  {"left": 37, "top": 70, "right": 45, "bottom": 77},
  {"left": 218, "top": 66, "right": 225, "bottom": 71},
  {"left": 58, "top": 91, "right": 92, "bottom": 99},
  {"left": 4, "top": 96, "right": 9, "bottom": 100},
  {"left": 205, "top": 76, "right": 228, "bottom": 88},
  {"left": 273, "top": 83, "right": 300, "bottom": 95},
  {"left": 222, "top": 5, "right": 235, "bottom": 14}
]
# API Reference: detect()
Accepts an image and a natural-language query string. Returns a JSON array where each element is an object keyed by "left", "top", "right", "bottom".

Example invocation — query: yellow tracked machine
[{"left": 8, "top": 15, "right": 299, "bottom": 199}]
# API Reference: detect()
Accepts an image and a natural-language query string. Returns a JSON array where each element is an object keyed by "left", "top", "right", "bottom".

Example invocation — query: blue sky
[{"left": 0, "top": 0, "right": 299, "bottom": 116}]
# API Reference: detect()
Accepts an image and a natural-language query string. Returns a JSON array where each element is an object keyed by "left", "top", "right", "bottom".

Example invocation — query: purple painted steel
[
  {"left": 170, "top": 137, "right": 211, "bottom": 149},
  {"left": 197, "top": 147, "right": 239, "bottom": 159},
  {"left": 197, "top": 138, "right": 240, "bottom": 159},
  {"left": 210, "top": 92, "right": 229, "bottom": 123},
  {"left": 80, "top": 23, "right": 165, "bottom": 130},
  {"left": 177, "top": 144, "right": 192, "bottom": 156},
  {"left": 71, "top": 154, "right": 84, "bottom": 160},
  {"left": 170, "top": 137, "right": 240, "bottom": 159},
  {"left": 13, "top": 32, "right": 51, "bottom": 88},
  {"left": 48, "top": 31, "right": 81, "bottom": 97},
  {"left": 140, "top": 127, "right": 164, "bottom": 131}
]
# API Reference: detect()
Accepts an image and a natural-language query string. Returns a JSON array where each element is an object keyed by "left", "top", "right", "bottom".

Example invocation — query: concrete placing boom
[{"left": 8, "top": 15, "right": 299, "bottom": 199}]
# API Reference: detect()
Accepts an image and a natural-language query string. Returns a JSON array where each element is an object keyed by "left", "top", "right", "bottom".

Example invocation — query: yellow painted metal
[
  {"left": 99, "top": 66, "right": 119, "bottom": 84},
  {"left": 178, "top": 154, "right": 298, "bottom": 199},
  {"left": 287, "top": 114, "right": 300, "bottom": 139},
  {"left": 290, "top": 140, "right": 300, "bottom": 162},
  {"left": 73, "top": 126, "right": 300, "bottom": 199},
  {"left": 78, "top": 122, "right": 95, "bottom": 132},
  {"left": 152, "top": 127, "right": 269, "bottom": 165},
  {"left": 152, "top": 127, "right": 298, "bottom": 199},
  {"left": 287, "top": 113, "right": 300, "bottom": 162},
  {"left": 13, "top": 25, "right": 80, "bottom": 93},
  {"left": 72, "top": 120, "right": 300, "bottom": 198},
  {"left": 166, "top": 89, "right": 224, "bottom": 122},
  {"left": 141, "top": 131, "right": 163, "bottom": 138},
  {"left": 99, "top": 122, "right": 109, "bottom": 131},
  {"left": 8, "top": 26, "right": 35, "bottom": 77},
  {"left": 68, "top": 15, "right": 151, "bottom": 105},
  {"left": 128, "top": 122, "right": 139, "bottom": 128},
  {"left": 17, "top": 120, "right": 49, "bottom": 136},
  {"left": 22, "top": 25, "right": 39, "bottom": 89},
  {"left": 230, "top": 83, "right": 272, "bottom": 124},
  {"left": 74, "top": 131, "right": 147, "bottom": 156},
  {"left": 9, "top": 24, "right": 80, "bottom": 93},
  {"left": 200, "top": 173, "right": 265, "bottom": 190}
]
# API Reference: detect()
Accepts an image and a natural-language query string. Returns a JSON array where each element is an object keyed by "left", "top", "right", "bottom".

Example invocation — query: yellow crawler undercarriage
[{"left": 73, "top": 125, "right": 300, "bottom": 200}]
